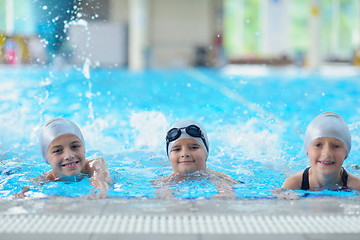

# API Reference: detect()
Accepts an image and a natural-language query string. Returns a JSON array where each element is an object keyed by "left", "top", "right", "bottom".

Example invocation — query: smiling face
[
  {"left": 168, "top": 138, "right": 207, "bottom": 175},
  {"left": 307, "top": 137, "right": 347, "bottom": 175},
  {"left": 46, "top": 134, "right": 86, "bottom": 177}
]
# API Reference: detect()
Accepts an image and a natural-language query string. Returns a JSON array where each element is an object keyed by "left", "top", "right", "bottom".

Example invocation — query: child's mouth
[
  {"left": 62, "top": 161, "right": 80, "bottom": 168},
  {"left": 179, "top": 160, "right": 195, "bottom": 164},
  {"left": 319, "top": 161, "right": 334, "bottom": 166}
]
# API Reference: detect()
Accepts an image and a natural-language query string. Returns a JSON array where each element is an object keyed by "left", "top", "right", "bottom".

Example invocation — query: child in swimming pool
[
  {"left": 282, "top": 112, "right": 360, "bottom": 191},
  {"left": 152, "top": 120, "right": 238, "bottom": 199},
  {"left": 13, "top": 117, "right": 111, "bottom": 199}
]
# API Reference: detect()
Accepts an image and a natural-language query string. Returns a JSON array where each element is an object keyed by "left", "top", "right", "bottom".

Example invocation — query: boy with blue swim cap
[
  {"left": 13, "top": 117, "right": 112, "bottom": 199},
  {"left": 153, "top": 119, "right": 238, "bottom": 199},
  {"left": 282, "top": 112, "right": 360, "bottom": 191}
]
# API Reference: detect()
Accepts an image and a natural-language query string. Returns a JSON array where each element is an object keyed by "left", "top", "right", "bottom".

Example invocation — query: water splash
[
  {"left": 130, "top": 111, "right": 169, "bottom": 150},
  {"left": 82, "top": 58, "right": 91, "bottom": 79},
  {"left": 63, "top": 19, "right": 88, "bottom": 33},
  {"left": 212, "top": 118, "right": 285, "bottom": 167}
]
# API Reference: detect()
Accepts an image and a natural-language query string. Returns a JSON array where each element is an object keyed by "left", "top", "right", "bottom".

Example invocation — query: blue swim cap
[
  {"left": 39, "top": 117, "right": 85, "bottom": 163},
  {"left": 304, "top": 112, "right": 351, "bottom": 155}
]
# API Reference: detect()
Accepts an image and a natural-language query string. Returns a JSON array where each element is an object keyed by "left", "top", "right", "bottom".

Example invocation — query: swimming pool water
[{"left": 0, "top": 65, "right": 360, "bottom": 199}]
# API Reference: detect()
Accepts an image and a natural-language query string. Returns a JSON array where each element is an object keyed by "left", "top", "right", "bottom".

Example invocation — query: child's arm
[
  {"left": 209, "top": 170, "right": 237, "bottom": 200},
  {"left": 12, "top": 171, "right": 54, "bottom": 199},
  {"left": 86, "top": 158, "right": 112, "bottom": 199},
  {"left": 151, "top": 175, "right": 176, "bottom": 199}
]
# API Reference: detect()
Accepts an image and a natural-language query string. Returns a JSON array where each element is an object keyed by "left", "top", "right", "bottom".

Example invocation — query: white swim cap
[
  {"left": 304, "top": 112, "right": 351, "bottom": 155},
  {"left": 166, "top": 119, "right": 209, "bottom": 156},
  {"left": 39, "top": 117, "right": 85, "bottom": 163}
]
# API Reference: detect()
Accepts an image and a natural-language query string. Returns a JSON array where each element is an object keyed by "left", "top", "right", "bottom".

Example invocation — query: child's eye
[
  {"left": 190, "top": 146, "right": 199, "bottom": 150},
  {"left": 315, "top": 143, "right": 322, "bottom": 147},
  {"left": 171, "top": 147, "right": 180, "bottom": 152},
  {"left": 333, "top": 144, "right": 340, "bottom": 149},
  {"left": 52, "top": 149, "right": 62, "bottom": 154},
  {"left": 72, "top": 145, "right": 81, "bottom": 149}
]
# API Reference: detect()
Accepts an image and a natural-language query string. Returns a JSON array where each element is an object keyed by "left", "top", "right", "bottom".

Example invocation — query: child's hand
[
  {"left": 273, "top": 189, "right": 301, "bottom": 200},
  {"left": 83, "top": 188, "right": 109, "bottom": 200},
  {"left": 212, "top": 191, "right": 236, "bottom": 200},
  {"left": 12, "top": 192, "right": 26, "bottom": 199},
  {"left": 154, "top": 188, "right": 175, "bottom": 199},
  {"left": 12, "top": 186, "right": 30, "bottom": 199}
]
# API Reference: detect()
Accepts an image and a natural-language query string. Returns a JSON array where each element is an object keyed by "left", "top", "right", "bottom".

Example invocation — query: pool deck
[{"left": 1, "top": 197, "right": 360, "bottom": 239}]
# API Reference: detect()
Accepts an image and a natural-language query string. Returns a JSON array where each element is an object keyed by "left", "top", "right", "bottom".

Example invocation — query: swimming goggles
[{"left": 166, "top": 125, "right": 209, "bottom": 153}]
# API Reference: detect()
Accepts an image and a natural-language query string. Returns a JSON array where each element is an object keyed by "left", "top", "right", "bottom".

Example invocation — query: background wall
[
  {"left": 148, "top": 0, "right": 217, "bottom": 67},
  {"left": 1, "top": 0, "right": 360, "bottom": 68}
]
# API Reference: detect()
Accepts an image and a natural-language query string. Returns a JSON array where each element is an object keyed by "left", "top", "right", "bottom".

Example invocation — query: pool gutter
[{"left": 0, "top": 197, "right": 360, "bottom": 240}]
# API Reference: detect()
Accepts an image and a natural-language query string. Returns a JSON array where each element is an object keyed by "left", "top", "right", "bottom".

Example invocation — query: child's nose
[
  {"left": 63, "top": 148, "right": 75, "bottom": 160},
  {"left": 181, "top": 149, "right": 190, "bottom": 157},
  {"left": 322, "top": 144, "right": 333, "bottom": 156}
]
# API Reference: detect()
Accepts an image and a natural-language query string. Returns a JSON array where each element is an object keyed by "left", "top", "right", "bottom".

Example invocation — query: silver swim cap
[
  {"left": 39, "top": 117, "right": 85, "bottom": 163},
  {"left": 304, "top": 112, "right": 351, "bottom": 155},
  {"left": 166, "top": 119, "right": 209, "bottom": 156}
]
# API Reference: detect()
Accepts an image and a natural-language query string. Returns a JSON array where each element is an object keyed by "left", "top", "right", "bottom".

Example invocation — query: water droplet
[
  {"left": 82, "top": 58, "right": 91, "bottom": 79},
  {"left": 42, "top": 6, "right": 48, "bottom": 10}
]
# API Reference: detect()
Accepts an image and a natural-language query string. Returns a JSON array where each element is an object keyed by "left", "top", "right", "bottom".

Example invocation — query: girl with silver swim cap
[
  {"left": 40, "top": 117, "right": 85, "bottom": 163},
  {"left": 282, "top": 112, "right": 360, "bottom": 192},
  {"left": 13, "top": 117, "right": 112, "bottom": 199},
  {"left": 303, "top": 112, "right": 351, "bottom": 157},
  {"left": 153, "top": 119, "right": 238, "bottom": 199}
]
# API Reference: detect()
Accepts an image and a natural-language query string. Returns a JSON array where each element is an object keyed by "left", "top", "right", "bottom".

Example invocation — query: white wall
[
  {"left": 149, "top": 0, "right": 216, "bottom": 67},
  {"left": 260, "top": 0, "right": 290, "bottom": 57},
  {"left": 69, "top": 22, "right": 127, "bottom": 67},
  {"left": 79, "top": 0, "right": 219, "bottom": 68},
  {"left": 109, "top": 0, "right": 129, "bottom": 23}
]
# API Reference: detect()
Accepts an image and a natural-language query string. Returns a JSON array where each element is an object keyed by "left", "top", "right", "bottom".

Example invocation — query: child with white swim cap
[
  {"left": 153, "top": 119, "right": 238, "bottom": 199},
  {"left": 282, "top": 112, "right": 360, "bottom": 191},
  {"left": 13, "top": 117, "right": 111, "bottom": 199}
]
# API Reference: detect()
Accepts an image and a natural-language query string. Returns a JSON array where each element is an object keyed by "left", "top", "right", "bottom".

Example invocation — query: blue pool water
[{"left": 0, "top": 65, "right": 360, "bottom": 199}]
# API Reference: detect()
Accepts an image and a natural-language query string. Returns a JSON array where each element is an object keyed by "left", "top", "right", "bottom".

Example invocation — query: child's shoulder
[
  {"left": 346, "top": 171, "right": 360, "bottom": 191},
  {"left": 281, "top": 170, "right": 305, "bottom": 190}
]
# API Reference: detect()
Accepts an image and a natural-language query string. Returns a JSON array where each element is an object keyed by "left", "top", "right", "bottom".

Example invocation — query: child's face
[
  {"left": 307, "top": 137, "right": 347, "bottom": 174},
  {"left": 168, "top": 138, "right": 207, "bottom": 175},
  {"left": 46, "top": 134, "right": 86, "bottom": 177}
]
